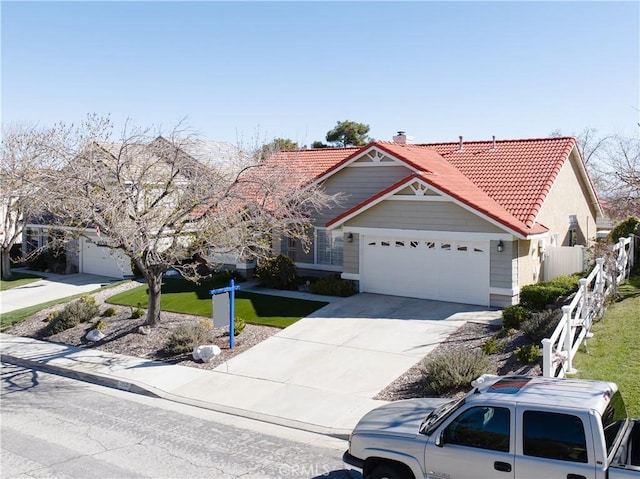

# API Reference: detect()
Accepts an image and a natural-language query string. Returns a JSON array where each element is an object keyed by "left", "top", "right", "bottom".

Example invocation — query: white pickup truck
[{"left": 343, "top": 375, "right": 639, "bottom": 479}]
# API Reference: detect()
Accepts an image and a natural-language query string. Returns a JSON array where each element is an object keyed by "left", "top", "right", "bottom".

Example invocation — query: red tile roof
[{"left": 266, "top": 137, "right": 587, "bottom": 238}]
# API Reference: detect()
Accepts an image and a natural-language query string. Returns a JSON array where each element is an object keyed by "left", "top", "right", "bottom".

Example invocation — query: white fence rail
[{"left": 542, "top": 234, "right": 635, "bottom": 378}]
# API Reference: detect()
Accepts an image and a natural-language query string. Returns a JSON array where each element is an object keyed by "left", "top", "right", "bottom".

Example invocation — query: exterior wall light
[
  {"left": 497, "top": 240, "right": 504, "bottom": 253},
  {"left": 347, "top": 233, "right": 354, "bottom": 243}
]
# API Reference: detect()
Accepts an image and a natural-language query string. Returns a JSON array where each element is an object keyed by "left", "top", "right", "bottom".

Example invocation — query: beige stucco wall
[{"left": 536, "top": 148, "right": 599, "bottom": 248}]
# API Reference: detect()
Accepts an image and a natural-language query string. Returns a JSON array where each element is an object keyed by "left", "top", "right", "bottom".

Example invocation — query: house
[
  {"left": 265, "top": 133, "right": 602, "bottom": 307},
  {"left": 24, "top": 137, "right": 246, "bottom": 279}
]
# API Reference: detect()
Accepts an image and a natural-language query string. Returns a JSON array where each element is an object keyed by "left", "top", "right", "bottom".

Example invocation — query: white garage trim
[
  {"left": 348, "top": 227, "right": 512, "bottom": 242},
  {"left": 360, "top": 233, "right": 490, "bottom": 306}
]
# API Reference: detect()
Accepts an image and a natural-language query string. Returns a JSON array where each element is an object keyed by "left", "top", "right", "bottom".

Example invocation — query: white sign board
[{"left": 213, "top": 294, "right": 230, "bottom": 328}]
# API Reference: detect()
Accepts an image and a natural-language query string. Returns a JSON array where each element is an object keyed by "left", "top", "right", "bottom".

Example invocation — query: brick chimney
[{"left": 392, "top": 131, "right": 414, "bottom": 145}]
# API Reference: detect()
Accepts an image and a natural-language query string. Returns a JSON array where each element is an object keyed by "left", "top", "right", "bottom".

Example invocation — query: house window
[
  {"left": 316, "top": 228, "right": 343, "bottom": 266},
  {"left": 287, "top": 237, "right": 296, "bottom": 262}
]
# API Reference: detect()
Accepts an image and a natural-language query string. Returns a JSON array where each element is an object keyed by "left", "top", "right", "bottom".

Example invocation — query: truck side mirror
[{"left": 435, "top": 430, "right": 444, "bottom": 448}]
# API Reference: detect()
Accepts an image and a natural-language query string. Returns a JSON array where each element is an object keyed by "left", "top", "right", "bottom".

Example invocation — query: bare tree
[
  {"left": 0, "top": 123, "right": 62, "bottom": 279},
  {"left": 41, "top": 116, "right": 340, "bottom": 327},
  {"left": 596, "top": 135, "right": 640, "bottom": 219}
]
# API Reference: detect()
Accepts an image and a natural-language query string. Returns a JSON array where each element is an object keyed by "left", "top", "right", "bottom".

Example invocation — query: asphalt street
[{"left": 0, "top": 363, "right": 348, "bottom": 479}]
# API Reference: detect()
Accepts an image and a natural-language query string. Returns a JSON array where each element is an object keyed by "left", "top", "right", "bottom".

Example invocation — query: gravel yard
[{"left": 4, "top": 280, "right": 541, "bottom": 399}]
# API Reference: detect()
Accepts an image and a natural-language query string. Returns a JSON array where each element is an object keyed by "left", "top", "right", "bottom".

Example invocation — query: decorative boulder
[
  {"left": 192, "top": 344, "right": 221, "bottom": 363},
  {"left": 85, "top": 329, "right": 105, "bottom": 342}
]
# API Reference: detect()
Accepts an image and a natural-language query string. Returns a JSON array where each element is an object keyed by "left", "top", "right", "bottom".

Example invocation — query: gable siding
[
  {"left": 344, "top": 199, "right": 505, "bottom": 233},
  {"left": 343, "top": 233, "right": 359, "bottom": 274},
  {"left": 315, "top": 165, "right": 411, "bottom": 225},
  {"left": 536, "top": 149, "right": 598, "bottom": 247}
]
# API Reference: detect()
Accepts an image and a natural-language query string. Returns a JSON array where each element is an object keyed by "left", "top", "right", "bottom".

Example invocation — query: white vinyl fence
[
  {"left": 542, "top": 234, "right": 635, "bottom": 378},
  {"left": 543, "top": 245, "right": 586, "bottom": 281}
]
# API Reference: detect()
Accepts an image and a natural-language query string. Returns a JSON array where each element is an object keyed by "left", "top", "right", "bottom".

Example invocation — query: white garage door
[
  {"left": 81, "top": 237, "right": 130, "bottom": 278},
  {"left": 361, "top": 235, "right": 490, "bottom": 305}
]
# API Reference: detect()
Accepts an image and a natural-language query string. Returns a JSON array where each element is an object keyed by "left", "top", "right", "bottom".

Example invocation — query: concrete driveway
[
  {"left": 215, "top": 293, "right": 502, "bottom": 400},
  {"left": 0, "top": 270, "right": 121, "bottom": 315}
]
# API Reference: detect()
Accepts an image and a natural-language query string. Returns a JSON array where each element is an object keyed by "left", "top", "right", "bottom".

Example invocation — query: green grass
[
  {"left": 106, "top": 278, "right": 328, "bottom": 328},
  {"left": 571, "top": 274, "right": 640, "bottom": 417},
  {"left": 0, "top": 280, "right": 129, "bottom": 331},
  {"left": 0, "top": 271, "right": 44, "bottom": 291}
]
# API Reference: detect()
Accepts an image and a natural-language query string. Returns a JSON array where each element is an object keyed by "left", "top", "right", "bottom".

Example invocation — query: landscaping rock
[
  {"left": 193, "top": 344, "right": 221, "bottom": 362},
  {"left": 85, "top": 329, "right": 105, "bottom": 342}
]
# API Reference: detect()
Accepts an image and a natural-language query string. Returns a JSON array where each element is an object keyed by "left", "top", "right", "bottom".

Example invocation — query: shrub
[
  {"left": 545, "top": 274, "right": 581, "bottom": 295},
  {"left": 44, "top": 296, "right": 99, "bottom": 336},
  {"left": 254, "top": 254, "right": 297, "bottom": 290},
  {"left": 130, "top": 303, "right": 144, "bottom": 319},
  {"left": 481, "top": 337, "right": 503, "bottom": 355},
  {"left": 213, "top": 269, "right": 245, "bottom": 287},
  {"left": 519, "top": 284, "right": 566, "bottom": 311},
  {"left": 515, "top": 344, "right": 541, "bottom": 364},
  {"left": 609, "top": 216, "right": 640, "bottom": 243},
  {"left": 234, "top": 316, "right": 246, "bottom": 336},
  {"left": 501, "top": 305, "right": 532, "bottom": 329},
  {"left": 309, "top": 275, "right": 357, "bottom": 297},
  {"left": 101, "top": 307, "right": 117, "bottom": 317},
  {"left": 93, "top": 319, "right": 108, "bottom": 331},
  {"left": 163, "top": 322, "right": 213, "bottom": 356},
  {"left": 521, "top": 309, "right": 562, "bottom": 345},
  {"left": 44, "top": 311, "right": 59, "bottom": 323},
  {"left": 420, "top": 347, "right": 496, "bottom": 395}
]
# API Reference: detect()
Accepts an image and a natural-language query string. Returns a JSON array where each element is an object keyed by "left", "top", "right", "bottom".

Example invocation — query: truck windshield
[
  {"left": 420, "top": 398, "right": 465, "bottom": 435},
  {"left": 602, "top": 390, "right": 629, "bottom": 458}
]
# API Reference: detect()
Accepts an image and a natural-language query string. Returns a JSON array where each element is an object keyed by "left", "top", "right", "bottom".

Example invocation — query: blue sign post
[{"left": 210, "top": 279, "right": 241, "bottom": 349}]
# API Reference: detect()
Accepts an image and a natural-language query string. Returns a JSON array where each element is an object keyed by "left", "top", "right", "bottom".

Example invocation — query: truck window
[
  {"left": 523, "top": 411, "right": 587, "bottom": 463},
  {"left": 602, "top": 391, "right": 628, "bottom": 457},
  {"left": 443, "top": 406, "right": 510, "bottom": 452}
]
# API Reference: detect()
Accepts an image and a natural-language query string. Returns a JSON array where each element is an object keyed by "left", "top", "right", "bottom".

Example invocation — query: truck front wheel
[{"left": 367, "top": 463, "right": 412, "bottom": 479}]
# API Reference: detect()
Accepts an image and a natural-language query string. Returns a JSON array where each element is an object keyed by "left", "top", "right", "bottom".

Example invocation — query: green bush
[
  {"left": 481, "top": 337, "right": 503, "bottom": 355},
  {"left": 501, "top": 305, "right": 532, "bottom": 329},
  {"left": 521, "top": 309, "right": 562, "bottom": 345},
  {"left": 420, "top": 347, "right": 496, "bottom": 395},
  {"left": 93, "top": 319, "right": 108, "bottom": 330},
  {"left": 309, "top": 275, "right": 357, "bottom": 297},
  {"left": 609, "top": 216, "right": 640, "bottom": 243},
  {"left": 545, "top": 275, "right": 581, "bottom": 295},
  {"left": 254, "top": 254, "right": 297, "bottom": 290},
  {"left": 163, "top": 322, "right": 213, "bottom": 356},
  {"left": 515, "top": 344, "right": 541, "bottom": 364},
  {"left": 234, "top": 316, "right": 246, "bottom": 336},
  {"left": 44, "top": 296, "right": 99, "bottom": 336},
  {"left": 130, "top": 303, "right": 144, "bottom": 319},
  {"left": 101, "top": 307, "right": 117, "bottom": 317},
  {"left": 520, "top": 284, "right": 566, "bottom": 311}
]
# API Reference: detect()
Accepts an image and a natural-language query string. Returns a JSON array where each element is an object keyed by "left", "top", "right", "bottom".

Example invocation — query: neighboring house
[
  {"left": 24, "top": 137, "right": 246, "bottom": 279},
  {"left": 266, "top": 133, "right": 602, "bottom": 307}
]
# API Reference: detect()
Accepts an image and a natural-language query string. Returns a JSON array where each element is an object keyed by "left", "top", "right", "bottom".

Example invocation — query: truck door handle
[
  {"left": 567, "top": 475, "right": 586, "bottom": 479},
  {"left": 494, "top": 461, "right": 512, "bottom": 472}
]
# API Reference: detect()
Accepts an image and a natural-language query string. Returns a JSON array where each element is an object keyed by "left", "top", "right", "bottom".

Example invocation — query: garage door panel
[
  {"left": 81, "top": 237, "right": 130, "bottom": 278},
  {"left": 361, "top": 236, "right": 489, "bottom": 306}
]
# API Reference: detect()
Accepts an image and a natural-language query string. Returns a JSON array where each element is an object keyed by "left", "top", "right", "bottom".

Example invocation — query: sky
[{"left": 1, "top": 1, "right": 639, "bottom": 147}]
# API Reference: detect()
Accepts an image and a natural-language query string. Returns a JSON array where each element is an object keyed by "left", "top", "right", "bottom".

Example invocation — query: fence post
[
  {"left": 542, "top": 338, "right": 552, "bottom": 378},
  {"left": 563, "top": 305, "right": 576, "bottom": 375},
  {"left": 630, "top": 233, "right": 635, "bottom": 270},
  {"left": 578, "top": 278, "right": 589, "bottom": 324}
]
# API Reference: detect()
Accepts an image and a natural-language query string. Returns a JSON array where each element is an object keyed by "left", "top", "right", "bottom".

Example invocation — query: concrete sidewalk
[
  {"left": 0, "top": 270, "right": 121, "bottom": 314},
  {"left": 0, "top": 333, "right": 382, "bottom": 438}
]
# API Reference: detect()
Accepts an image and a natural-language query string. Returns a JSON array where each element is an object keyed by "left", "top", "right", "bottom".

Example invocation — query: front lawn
[
  {"left": 571, "top": 274, "right": 640, "bottom": 417},
  {"left": 0, "top": 271, "right": 43, "bottom": 291},
  {"left": 106, "top": 278, "right": 328, "bottom": 328}
]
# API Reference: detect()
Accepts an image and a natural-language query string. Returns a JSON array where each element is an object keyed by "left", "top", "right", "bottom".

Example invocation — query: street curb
[{"left": 1, "top": 353, "right": 351, "bottom": 441}]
